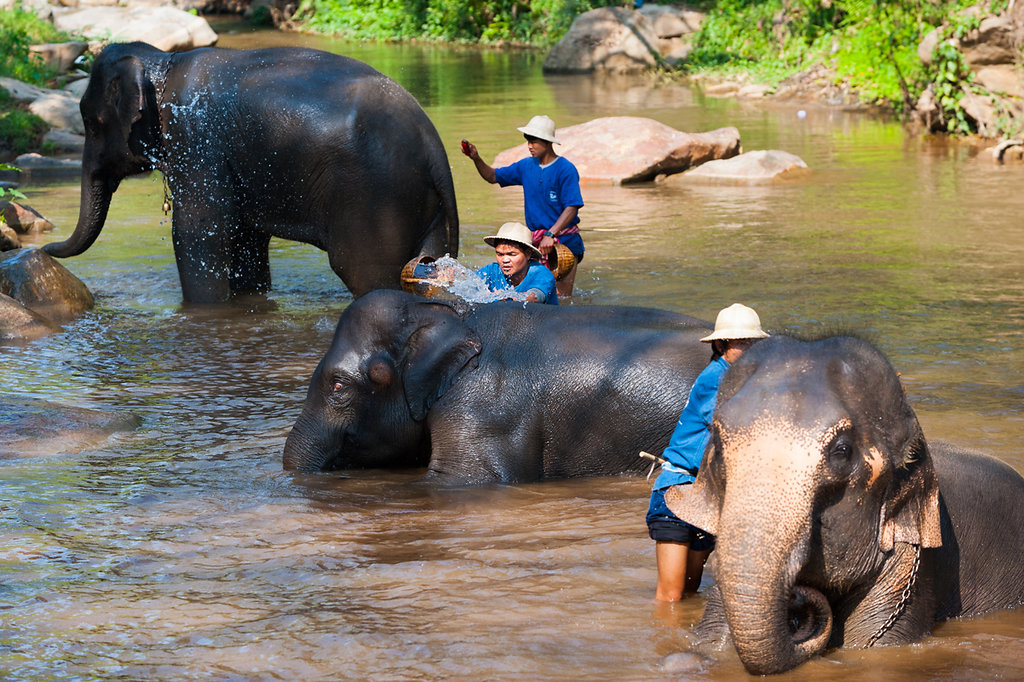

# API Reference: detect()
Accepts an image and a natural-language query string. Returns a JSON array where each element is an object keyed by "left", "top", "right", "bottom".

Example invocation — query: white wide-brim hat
[
  {"left": 516, "top": 115, "right": 559, "bottom": 144},
  {"left": 483, "top": 222, "right": 543, "bottom": 259},
  {"left": 701, "top": 303, "right": 770, "bottom": 342}
]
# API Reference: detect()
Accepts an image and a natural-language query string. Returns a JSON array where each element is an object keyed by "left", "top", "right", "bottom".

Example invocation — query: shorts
[{"left": 646, "top": 487, "right": 716, "bottom": 550}]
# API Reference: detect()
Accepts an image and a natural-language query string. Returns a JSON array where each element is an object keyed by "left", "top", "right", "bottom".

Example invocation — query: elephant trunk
[
  {"left": 715, "top": 448, "right": 833, "bottom": 674},
  {"left": 282, "top": 412, "right": 334, "bottom": 472},
  {"left": 42, "top": 172, "right": 118, "bottom": 258}
]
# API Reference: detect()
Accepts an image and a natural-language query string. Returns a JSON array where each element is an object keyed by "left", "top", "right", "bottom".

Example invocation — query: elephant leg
[
  {"left": 229, "top": 228, "right": 272, "bottom": 296},
  {"left": 170, "top": 201, "right": 235, "bottom": 304}
]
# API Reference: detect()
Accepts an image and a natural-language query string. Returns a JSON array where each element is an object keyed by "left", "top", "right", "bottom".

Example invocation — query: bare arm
[
  {"left": 461, "top": 140, "right": 496, "bottom": 184},
  {"left": 538, "top": 205, "right": 580, "bottom": 254}
]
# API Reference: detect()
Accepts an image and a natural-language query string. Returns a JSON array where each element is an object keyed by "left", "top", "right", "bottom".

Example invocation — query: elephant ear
[
  {"left": 879, "top": 431, "right": 943, "bottom": 551},
  {"left": 400, "top": 302, "right": 482, "bottom": 421},
  {"left": 105, "top": 55, "right": 147, "bottom": 144},
  {"left": 665, "top": 439, "right": 722, "bottom": 536}
]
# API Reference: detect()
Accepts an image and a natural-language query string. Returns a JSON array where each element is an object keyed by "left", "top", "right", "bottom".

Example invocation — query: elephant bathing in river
[
  {"left": 667, "top": 335, "right": 1024, "bottom": 675},
  {"left": 283, "top": 289, "right": 713, "bottom": 484},
  {"left": 43, "top": 42, "right": 458, "bottom": 302}
]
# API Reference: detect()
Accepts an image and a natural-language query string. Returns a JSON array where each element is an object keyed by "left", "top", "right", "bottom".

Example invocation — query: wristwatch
[{"left": 543, "top": 230, "right": 554, "bottom": 238}]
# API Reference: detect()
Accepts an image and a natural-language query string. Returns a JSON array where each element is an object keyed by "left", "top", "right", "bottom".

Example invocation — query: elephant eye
[
  {"left": 327, "top": 376, "right": 351, "bottom": 409},
  {"left": 827, "top": 437, "right": 853, "bottom": 466}
]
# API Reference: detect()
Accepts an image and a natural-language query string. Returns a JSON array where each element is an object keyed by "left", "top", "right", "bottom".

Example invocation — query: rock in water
[{"left": 0, "top": 248, "right": 94, "bottom": 323}]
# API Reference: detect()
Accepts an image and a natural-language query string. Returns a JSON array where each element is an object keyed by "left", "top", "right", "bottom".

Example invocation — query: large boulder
[
  {"left": 0, "top": 248, "right": 94, "bottom": 323},
  {"left": 665, "top": 149, "right": 809, "bottom": 185},
  {"left": 0, "top": 292, "right": 59, "bottom": 341},
  {"left": 544, "top": 7, "right": 660, "bottom": 74},
  {"left": 28, "top": 42, "right": 88, "bottom": 74},
  {"left": 492, "top": 116, "right": 741, "bottom": 184},
  {"left": 52, "top": 6, "right": 218, "bottom": 52},
  {"left": 27, "top": 89, "right": 83, "bottom": 134},
  {"left": 0, "top": 396, "right": 141, "bottom": 458}
]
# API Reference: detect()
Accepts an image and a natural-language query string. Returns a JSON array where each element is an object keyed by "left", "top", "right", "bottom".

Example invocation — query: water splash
[{"left": 420, "top": 256, "right": 530, "bottom": 305}]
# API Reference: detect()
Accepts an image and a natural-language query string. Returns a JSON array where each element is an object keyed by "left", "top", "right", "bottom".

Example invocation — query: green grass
[{"left": 0, "top": 5, "right": 72, "bottom": 85}]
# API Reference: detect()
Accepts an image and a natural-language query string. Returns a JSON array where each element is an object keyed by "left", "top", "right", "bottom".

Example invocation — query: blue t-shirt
[
  {"left": 652, "top": 356, "right": 731, "bottom": 490},
  {"left": 477, "top": 261, "right": 558, "bottom": 305},
  {"left": 494, "top": 156, "right": 584, "bottom": 232}
]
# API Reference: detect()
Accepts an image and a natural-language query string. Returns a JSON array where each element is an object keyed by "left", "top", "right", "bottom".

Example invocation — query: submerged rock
[
  {"left": 666, "top": 149, "right": 809, "bottom": 185},
  {"left": 0, "top": 292, "right": 59, "bottom": 341},
  {"left": 0, "top": 396, "right": 141, "bottom": 458},
  {"left": 493, "top": 116, "right": 741, "bottom": 184},
  {"left": 0, "top": 248, "right": 94, "bottom": 324}
]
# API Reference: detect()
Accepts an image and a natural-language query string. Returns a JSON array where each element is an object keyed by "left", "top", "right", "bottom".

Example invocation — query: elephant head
[
  {"left": 43, "top": 42, "right": 162, "bottom": 260},
  {"left": 283, "top": 290, "right": 482, "bottom": 472},
  {"left": 668, "top": 336, "right": 942, "bottom": 674}
]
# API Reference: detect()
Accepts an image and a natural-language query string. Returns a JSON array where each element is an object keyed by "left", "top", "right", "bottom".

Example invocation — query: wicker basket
[
  {"left": 547, "top": 242, "right": 576, "bottom": 281},
  {"left": 401, "top": 256, "right": 448, "bottom": 298}
]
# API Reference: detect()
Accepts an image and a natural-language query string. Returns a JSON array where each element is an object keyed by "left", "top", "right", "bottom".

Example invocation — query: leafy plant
[
  {"left": 0, "top": 4, "right": 71, "bottom": 85},
  {"left": 0, "top": 86, "right": 49, "bottom": 154}
]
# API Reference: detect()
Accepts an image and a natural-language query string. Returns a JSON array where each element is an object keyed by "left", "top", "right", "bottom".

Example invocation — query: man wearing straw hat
[
  {"left": 477, "top": 222, "right": 558, "bottom": 304},
  {"left": 646, "top": 303, "right": 769, "bottom": 601},
  {"left": 461, "top": 114, "right": 585, "bottom": 298}
]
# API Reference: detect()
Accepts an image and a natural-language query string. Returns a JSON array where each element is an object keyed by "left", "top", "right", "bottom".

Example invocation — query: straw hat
[
  {"left": 700, "top": 303, "right": 770, "bottom": 342},
  {"left": 547, "top": 242, "right": 576, "bottom": 280},
  {"left": 516, "top": 115, "right": 559, "bottom": 144},
  {"left": 483, "top": 222, "right": 543, "bottom": 259}
]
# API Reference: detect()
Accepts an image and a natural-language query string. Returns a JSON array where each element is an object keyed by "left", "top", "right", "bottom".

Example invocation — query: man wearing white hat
[
  {"left": 461, "top": 115, "right": 585, "bottom": 298},
  {"left": 477, "top": 222, "right": 558, "bottom": 304},
  {"left": 646, "top": 303, "right": 769, "bottom": 601}
]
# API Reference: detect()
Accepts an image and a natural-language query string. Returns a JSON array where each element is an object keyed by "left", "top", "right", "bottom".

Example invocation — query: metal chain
[{"left": 867, "top": 543, "right": 922, "bottom": 647}]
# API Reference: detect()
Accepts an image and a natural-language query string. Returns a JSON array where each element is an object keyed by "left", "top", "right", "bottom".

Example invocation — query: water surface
[{"left": 1, "top": 23, "right": 1022, "bottom": 679}]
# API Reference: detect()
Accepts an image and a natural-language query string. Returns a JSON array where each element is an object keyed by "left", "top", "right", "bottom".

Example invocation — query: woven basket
[
  {"left": 401, "top": 256, "right": 447, "bottom": 298},
  {"left": 547, "top": 242, "right": 576, "bottom": 281}
]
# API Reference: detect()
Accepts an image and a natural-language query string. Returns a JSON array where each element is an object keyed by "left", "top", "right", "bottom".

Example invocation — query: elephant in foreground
[
  {"left": 43, "top": 42, "right": 458, "bottom": 303},
  {"left": 667, "top": 335, "right": 1024, "bottom": 675},
  {"left": 283, "top": 289, "right": 713, "bottom": 484}
]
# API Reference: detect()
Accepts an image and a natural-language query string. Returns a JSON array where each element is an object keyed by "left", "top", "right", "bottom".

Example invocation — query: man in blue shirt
[
  {"left": 462, "top": 115, "right": 584, "bottom": 299},
  {"left": 477, "top": 222, "right": 558, "bottom": 304},
  {"left": 647, "top": 303, "right": 769, "bottom": 601}
]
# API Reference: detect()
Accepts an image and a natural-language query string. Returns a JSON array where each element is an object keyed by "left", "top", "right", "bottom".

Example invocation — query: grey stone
[
  {"left": 668, "top": 149, "right": 809, "bottom": 185},
  {"left": 0, "top": 292, "right": 60, "bottom": 341},
  {"left": 544, "top": 7, "right": 660, "bottom": 74},
  {"left": 28, "top": 41, "right": 88, "bottom": 73},
  {"left": 0, "top": 247, "right": 94, "bottom": 323},
  {"left": 28, "top": 90, "right": 83, "bottom": 134},
  {"left": 0, "top": 396, "right": 141, "bottom": 457},
  {"left": 53, "top": 6, "right": 218, "bottom": 52}
]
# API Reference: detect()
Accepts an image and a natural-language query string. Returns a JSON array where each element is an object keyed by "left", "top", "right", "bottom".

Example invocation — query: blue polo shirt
[
  {"left": 477, "top": 261, "right": 558, "bottom": 305},
  {"left": 494, "top": 156, "right": 584, "bottom": 231},
  {"left": 652, "top": 356, "right": 731, "bottom": 490}
]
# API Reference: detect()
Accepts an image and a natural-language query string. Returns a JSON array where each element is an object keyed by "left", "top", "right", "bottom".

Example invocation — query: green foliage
[
  {"left": 683, "top": 0, "right": 1015, "bottom": 135},
  {"left": 295, "top": 0, "right": 608, "bottom": 46},
  {"left": 0, "top": 5, "right": 70, "bottom": 85},
  {"left": 0, "top": 163, "right": 27, "bottom": 205},
  {"left": 0, "top": 86, "right": 49, "bottom": 155},
  {"left": 927, "top": 39, "right": 973, "bottom": 135}
]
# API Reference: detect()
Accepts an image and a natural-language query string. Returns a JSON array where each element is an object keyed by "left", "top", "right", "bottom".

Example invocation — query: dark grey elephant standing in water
[
  {"left": 668, "top": 335, "right": 1024, "bottom": 675},
  {"left": 283, "top": 290, "right": 714, "bottom": 484},
  {"left": 43, "top": 42, "right": 458, "bottom": 302}
]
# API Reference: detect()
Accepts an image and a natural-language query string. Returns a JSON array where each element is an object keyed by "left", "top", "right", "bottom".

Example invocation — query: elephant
[
  {"left": 283, "top": 289, "right": 714, "bottom": 484},
  {"left": 42, "top": 42, "right": 458, "bottom": 303},
  {"left": 666, "top": 335, "right": 1024, "bottom": 675}
]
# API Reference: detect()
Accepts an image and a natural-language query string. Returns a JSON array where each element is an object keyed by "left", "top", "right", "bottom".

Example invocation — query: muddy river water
[{"left": 2, "top": 22, "right": 1022, "bottom": 679}]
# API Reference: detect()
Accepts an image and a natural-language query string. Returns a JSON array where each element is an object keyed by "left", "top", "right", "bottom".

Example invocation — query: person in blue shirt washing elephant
[
  {"left": 647, "top": 303, "right": 769, "bottom": 601},
  {"left": 477, "top": 222, "right": 558, "bottom": 304},
  {"left": 461, "top": 115, "right": 584, "bottom": 299}
]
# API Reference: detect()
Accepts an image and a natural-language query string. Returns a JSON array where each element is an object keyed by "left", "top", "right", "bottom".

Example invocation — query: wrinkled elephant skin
[
  {"left": 667, "top": 336, "right": 1024, "bottom": 674},
  {"left": 43, "top": 42, "right": 458, "bottom": 303},
  {"left": 283, "top": 289, "right": 714, "bottom": 484}
]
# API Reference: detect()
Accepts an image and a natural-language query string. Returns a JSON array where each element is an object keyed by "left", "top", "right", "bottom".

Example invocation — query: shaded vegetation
[
  {"left": 681, "top": 0, "right": 1012, "bottom": 135},
  {"left": 291, "top": 0, "right": 616, "bottom": 45},
  {"left": 0, "top": 86, "right": 49, "bottom": 156},
  {"left": 0, "top": 4, "right": 70, "bottom": 85}
]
